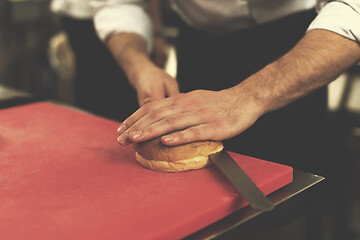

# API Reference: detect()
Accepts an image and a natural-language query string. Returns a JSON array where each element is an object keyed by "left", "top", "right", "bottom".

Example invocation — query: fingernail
[
  {"left": 117, "top": 132, "right": 129, "bottom": 145},
  {"left": 130, "top": 130, "right": 142, "bottom": 139},
  {"left": 117, "top": 124, "right": 127, "bottom": 134},
  {"left": 162, "top": 135, "right": 174, "bottom": 143}
]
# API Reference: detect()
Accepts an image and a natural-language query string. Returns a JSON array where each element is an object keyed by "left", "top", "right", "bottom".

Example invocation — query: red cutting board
[{"left": 0, "top": 102, "right": 292, "bottom": 240}]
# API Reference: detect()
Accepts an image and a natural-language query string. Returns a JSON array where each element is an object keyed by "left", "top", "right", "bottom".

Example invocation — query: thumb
[
  {"left": 138, "top": 87, "right": 165, "bottom": 106},
  {"left": 143, "top": 97, "right": 154, "bottom": 104},
  {"left": 165, "top": 80, "right": 180, "bottom": 97}
]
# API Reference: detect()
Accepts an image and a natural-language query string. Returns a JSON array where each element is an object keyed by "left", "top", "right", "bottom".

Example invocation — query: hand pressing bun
[{"left": 133, "top": 137, "right": 223, "bottom": 172}]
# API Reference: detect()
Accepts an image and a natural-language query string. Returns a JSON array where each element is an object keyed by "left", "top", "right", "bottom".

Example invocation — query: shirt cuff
[
  {"left": 307, "top": 1, "right": 360, "bottom": 43},
  {"left": 93, "top": 4, "right": 153, "bottom": 53}
]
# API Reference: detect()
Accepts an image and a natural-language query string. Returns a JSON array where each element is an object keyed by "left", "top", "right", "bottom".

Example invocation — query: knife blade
[{"left": 209, "top": 150, "right": 275, "bottom": 211}]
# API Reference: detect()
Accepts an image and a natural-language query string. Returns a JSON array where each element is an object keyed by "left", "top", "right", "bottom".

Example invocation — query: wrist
[
  {"left": 227, "top": 71, "right": 276, "bottom": 118},
  {"left": 248, "top": 66, "right": 279, "bottom": 114},
  {"left": 125, "top": 54, "right": 156, "bottom": 87},
  {"left": 107, "top": 32, "right": 155, "bottom": 87}
]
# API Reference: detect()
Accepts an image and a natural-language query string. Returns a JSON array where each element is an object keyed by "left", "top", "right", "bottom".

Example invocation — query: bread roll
[{"left": 133, "top": 137, "right": 223, "bottom": 172}]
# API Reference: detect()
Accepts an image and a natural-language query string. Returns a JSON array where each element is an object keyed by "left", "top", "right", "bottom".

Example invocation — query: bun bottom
[{"left": 135, "top": 152, "right": 213, "bottom": 173}]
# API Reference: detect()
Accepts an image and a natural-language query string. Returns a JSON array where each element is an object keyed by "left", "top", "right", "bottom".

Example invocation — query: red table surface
[{"left": 0, "top": 102, "right": 292, "bottom": 240}]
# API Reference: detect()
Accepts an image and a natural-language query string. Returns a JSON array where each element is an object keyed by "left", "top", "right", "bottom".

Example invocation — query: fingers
[
  {"left": 137, "top": 77, "right": 178, "bottom": 106},
  {"left": 117, "top": 107, "right": 146, "bottom": 135},
  {"left": 160, "top": 123, "right": 220, "bottom": 146},
  {"left": 126, "top": 111, "right": 200, "bottom": 143},
  {"left": 138, "top": 95, "right": 145, "bottom": 106},
  {"left": 117, "top": 108, "right": 147, "bottom": 145},
  {"left": 143, "top": 97, "right": 154, "bottom": 105},
  {"left": 126, "top": 98, "right": 172, "bottom": 128},
  {"left": 138, "top": 91, "right": 148, "bottom": 106},
  {"left": 138, "top": 86, "right": 165, "bottom": 106},
  {"left": 121, "top": 107, "right": 183, "bottom": 144},
  {"left": 117, "top": 91, "right": 217, "bottom": 146},
  {"left": 117, "top": 97, "right": 175, "bottom": 145},
  {"left": 165, "top": 79, "right": 180, "bottom": 97}
]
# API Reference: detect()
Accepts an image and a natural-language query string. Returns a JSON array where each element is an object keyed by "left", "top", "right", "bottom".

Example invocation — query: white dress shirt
[
  {"left": 51, "top": 0, "right": 94, "bottom": 19},
  {"left": 51, "top": 0, "right": 360, "bottom": 52},
  {"left": 171, "top": 0, "right": 316, "bottom": 34},
  {"left": 308, "top": 0, "right": 360, "bottom": 43}
]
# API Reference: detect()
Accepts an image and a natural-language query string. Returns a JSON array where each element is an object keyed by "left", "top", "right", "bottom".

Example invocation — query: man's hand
[
  {"left": 116, "top": 29, "right": 360, "bottom": 147},
  {"left": 107, "top": 32, "right": 179, "bottom": 106},
  {"left": 130, "top": 63, "right": 179, "bottom": 106},
  {"left": 117, "top": 87, "right": 265, "bottom": 146}
]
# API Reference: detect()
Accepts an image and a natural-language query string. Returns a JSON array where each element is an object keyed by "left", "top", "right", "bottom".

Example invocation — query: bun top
[{"left": 133, "top": 137, "right": 223, "bottom": 162}]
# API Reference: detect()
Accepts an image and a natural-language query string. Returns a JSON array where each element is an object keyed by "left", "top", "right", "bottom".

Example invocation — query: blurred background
[
  {"left": 0, "top": 0, "right": 359, "bottom": 239},
  {"left": 0, "top": 0, "right": 74, "bottom": 103}
]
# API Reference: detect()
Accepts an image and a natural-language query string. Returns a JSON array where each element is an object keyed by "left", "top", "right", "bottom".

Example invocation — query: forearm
[
  {"left": 234, "top": 29, "right": 360, "bottom": 115},
  {"left": 107, "top": 33, "right": 154, "bottom": 86},
  {"left": 107, "top": 32, "right": 179, "bottom": 106}
]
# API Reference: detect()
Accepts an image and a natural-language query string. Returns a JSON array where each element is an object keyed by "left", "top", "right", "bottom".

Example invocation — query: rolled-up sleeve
[
  {"left": 307, "top": 0, "right": 360, "bottom": 44},
  {"left": 90, "top": 0, "right": 153, "bottom": 52}
]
